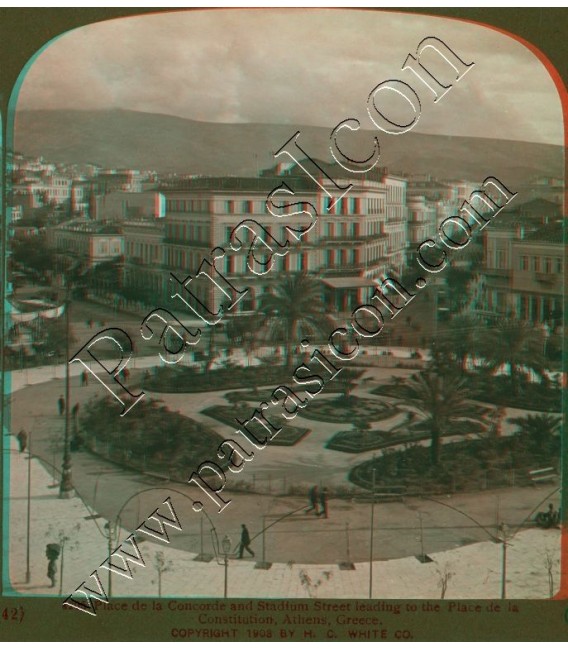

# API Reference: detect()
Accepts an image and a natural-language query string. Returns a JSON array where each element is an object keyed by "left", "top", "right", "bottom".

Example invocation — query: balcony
[
  {"left": 320, "top": 263, "right": 365, "bottom": 274},
  {"left": 535, "top": 272, "right": 557, "bottom": 285},
  {"left": 483, "top": 268, "right": 511, "bottom": 277},
  {"left": 163, "top": 237, "right": 211, "bottom": 247},
  {"left": 319, "top": 236, "right": 363, "bottom": 245}
]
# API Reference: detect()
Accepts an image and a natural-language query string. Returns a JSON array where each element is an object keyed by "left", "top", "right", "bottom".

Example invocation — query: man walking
[
  {"left": 17, "top": 429, "right": 28, "bottom": 453},
  {"left": 57, "top": 395, "right": 65, "bottom": 416},
  {"left": 318, "top": 487, "right": 329, "bottom": 519},
  {"left": 238, "top": 524, "right": 255, "bottom": 559},
  {"left": 46, "top": 544, "right": 60, "bottom": 589},
  {"left": 305, "top": 484, "right": 319, "bottom": 515}
]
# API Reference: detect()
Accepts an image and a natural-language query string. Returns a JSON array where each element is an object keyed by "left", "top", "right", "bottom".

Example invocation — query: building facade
[{"left": 154, "top": 163, "right": 410, "bottom": 317}]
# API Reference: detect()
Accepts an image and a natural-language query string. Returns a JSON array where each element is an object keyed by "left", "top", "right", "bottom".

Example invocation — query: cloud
[{"left": 15, "top": 8, "right": 563, "bottom": 145}]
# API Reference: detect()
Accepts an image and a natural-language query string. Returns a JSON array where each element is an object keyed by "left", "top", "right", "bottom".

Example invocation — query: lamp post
[
  {"left": 59, "top": 285, "right": 74, "bottom": 499},
  {"left": 25, "top": 429, "right": 32, "bottom": 583},
  {"left": 222, "top": 535, "right": 231, "bottom": 599},
  {"left": 369, "top": 466, "right": 376, "bottom": 599},
  {"left": 4, "top": 443, "right": 33, "bottom": 584},
  {"left": 499, "top": 522, "right": 508, "bottom": 599},
  {"left": 104, "top": 521, "right": 116, "bottom": 597}
]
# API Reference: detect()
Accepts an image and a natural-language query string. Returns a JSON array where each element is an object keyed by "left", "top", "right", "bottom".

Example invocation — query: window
[
  {"left": 496, "top": 250, "right": 506, "bottom": 269},
  {"left": 545, "top": 257, "right": 552, "bottom": 274},
  {"left": 520, "top": 255, "right": 528, "bottom": 271}
]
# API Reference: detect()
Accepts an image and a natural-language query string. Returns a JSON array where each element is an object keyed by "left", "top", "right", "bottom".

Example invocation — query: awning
[{"left": 321, "top": 277, "right": 377, "bottom": 289}]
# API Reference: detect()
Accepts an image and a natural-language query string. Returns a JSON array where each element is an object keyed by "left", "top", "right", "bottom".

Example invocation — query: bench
[
  {"left": 529, "top": 467, "right": 556, "bottom": 484},
  {"left": 355, "top": 485, "right": 407, "bottom": 503}
]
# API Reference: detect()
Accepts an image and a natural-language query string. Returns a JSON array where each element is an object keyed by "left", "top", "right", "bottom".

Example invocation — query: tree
[
  {"left": 432, "top": 314, "right": 482, "bottom": 373},
  {"left": 153, "top": 551, "right": 173, "bottom": 597},
  {"left": 259, "top": 273, "right": 335, "bottom": 369},
  {"left": 35, "top": 317, "right": 76, "bottom": 360},
  {"left": 224, "top": 315, "right": 261, "bottom": 367},
  {"left": 507, "top": 413, "right": 561, "bottom": 457},
  {"left": 444, "top": 265, "right": 474, "bottom": 312},
  {"left": 478, "top": 319, "right": 545, "bottom": 395},
  {"left": 394, "top": 368, "right": 490, "bottom": 465}
]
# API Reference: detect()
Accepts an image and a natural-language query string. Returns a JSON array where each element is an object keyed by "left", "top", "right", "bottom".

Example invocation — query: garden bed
[
  {"left": 144, "top": 364, "right": 362, "bottom": 396},
  {"left": 79, "top": 396, "right": 225, "bottom": 480},
  {"left": 201, "top": 405, "right": 311, "bottom": 446},
  {"left": 297, "top": 395, "right": 399, "bottom": 424},
  {"left": 349, "top": 434, "right": 560, "bottom": 493},
  {"left": 372, "top": 375, "right": 562, "bottom": 413},
  {"left": 326, "top": 418, "right": 484, "bottom": 454}
]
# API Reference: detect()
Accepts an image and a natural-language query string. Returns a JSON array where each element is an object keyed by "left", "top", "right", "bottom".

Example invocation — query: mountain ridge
[{"left": 14, "top": 109, "right": 563, "bottom": 188}]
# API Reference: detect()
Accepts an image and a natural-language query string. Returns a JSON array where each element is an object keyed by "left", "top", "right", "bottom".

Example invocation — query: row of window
[
  {"left": 126, "top": 242, "right": 160, "bottom": 262},
  {"left": 165, "top": 195, "right": 410, "bottom": 217},
  {"left": 519, "top": 255, "right": 562, "bottom": 273},
  {"left": 166, "top": 222, "right": 210, "bottom": 243}
]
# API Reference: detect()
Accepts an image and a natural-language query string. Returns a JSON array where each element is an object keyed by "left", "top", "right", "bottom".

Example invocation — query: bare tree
[
  {"left": 544, "top": 550, "right": 558, "bottom": 598},
  {"left": 153, "top": 551, "right": 173, "bottom": 597},
  {"left": 436, "top": 563, "right": 454, "bottom": 599}
]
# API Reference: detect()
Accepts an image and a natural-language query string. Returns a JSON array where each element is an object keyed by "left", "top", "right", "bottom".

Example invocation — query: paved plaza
[{"left": 3, "top": 344, "right": 563, "bottom": 600}]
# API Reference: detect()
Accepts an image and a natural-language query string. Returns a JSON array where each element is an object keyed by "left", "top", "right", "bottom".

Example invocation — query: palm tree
[
  {"left": 259, "top": 273, "right": 335, "bottom": 369},
  {"left": 431, "top": 314, "right": 481, "bottom": 373},
  {"left": 478, "top": 319, "right": 545, "bottom": 395},
  {"left": 508, "top": 413, "right": 561, "bottom": 457},
  {"left": 224, "top": 315, "right": 259, "bottom": 367},
  {"left": 394, "top": 368, "right": 490, "bottom": 465}
]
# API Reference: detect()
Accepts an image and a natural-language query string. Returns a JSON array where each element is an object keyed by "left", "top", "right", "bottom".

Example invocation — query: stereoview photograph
[{"left": 3, "top": 8, "right": 564, "bottom": 613}]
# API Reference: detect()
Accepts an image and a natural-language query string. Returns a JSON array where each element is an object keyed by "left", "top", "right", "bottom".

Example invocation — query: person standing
[
  {"left": 80, "top": 370, "right": 89, "bottom": 387},
  {"left": 305, "top": 484, "right": 319, "bottom": 515},
  {"left": 57, "top": 395, "right": 65, "bottom": 416},
  {"left": 17, "top": 429, "right": 28, "bottom": 453},
  {"left": 238, "top": 524, "right": 255, "bottom": 559},
  {"left": 318, "top": 487, "right": 329, "bottom": 519}
]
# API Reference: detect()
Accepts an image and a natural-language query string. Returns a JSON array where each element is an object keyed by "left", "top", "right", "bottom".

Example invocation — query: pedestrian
[
  {"left": 57, "top": 395, "right": 65, "bottom": 416},
  {"left": 318, "top": 487, "right": 329, "bottom": 519},
  {"left": 546, "top": 503, "right": 557, "bottom": 527},
  {"left": 72, "top": 402, "right": 80, "bottom": 422},
  {"left": 17, "top": 429, "right": 28, "bottom": 453},
  {"left": 238, "top": 524, "right": 255, "bottom": 559},
  {"left": 81, "top": 370, "right": 89, "bottom": 387},
  {"left": 305, "top": 484, "right": 319, "bottom": 515},
  {"left": 47, "top": 560, "right": 57, "bottom": 588},
  {"left": 45, "top": 544, "right": 60, "bottom": 589}
]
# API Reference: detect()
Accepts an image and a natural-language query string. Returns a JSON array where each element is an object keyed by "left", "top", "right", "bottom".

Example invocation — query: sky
[{"left": 15, "top": 8, "right": 564, "bottom": 146}]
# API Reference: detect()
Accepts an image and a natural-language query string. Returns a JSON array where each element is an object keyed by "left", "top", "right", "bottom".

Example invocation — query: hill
[{"left": 13, "top": 109, "right": 563, "bottom": 187}]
